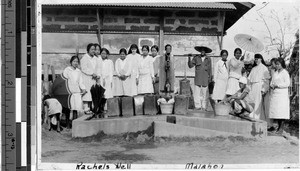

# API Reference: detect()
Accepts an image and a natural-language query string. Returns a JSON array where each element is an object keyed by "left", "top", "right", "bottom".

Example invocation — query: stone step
[
  {"left": 72, "top": 111, "right": 267, "bottom": 138},
  {"left": 154, "top": 121, "right": 244, "bottom": 138}
]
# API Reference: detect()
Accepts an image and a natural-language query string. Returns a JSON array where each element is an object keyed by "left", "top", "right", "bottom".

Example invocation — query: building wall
[{"left": 42, "top": 7, "right": 222, "bottom": 34}]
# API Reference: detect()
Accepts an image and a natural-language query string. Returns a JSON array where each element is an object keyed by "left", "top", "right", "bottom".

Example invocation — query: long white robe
[
  {"left": 152, "top": 55, "right": 161, "bottom": 94},
  {"left": 63, "top": 66, "right": 86, "bottom": 111},
  {"left": 226, "top": 57, "right": 244, "bottom": 95},
  {"left": 80, "top": 54, "right": 98, "bottom": 101},
  {"left": 248, "top": 63, "right": 271, "bottom": 120},
  {"left": 114, "top": 58, "right": 132, "bottom": 96},
  {"left": 152, "top": 55, "right": 161, "bottom": 77},
  {"left": 269, "top": 69, "right": 290, "bottom": 119},
  {"left": 95, "top": 56, "right": 103, "bottom": 84},
  {"left": 101, "top": 59, "right": 114, "bottom": 98},
  {"left": 126, "top": 53, "right": 142, "bottom": 96},
  {"left": 137, "top": 55, "right": 154, "bottom": 94},
  {"left": 212, "top": 59, "right": 229, "bottom": 100}
]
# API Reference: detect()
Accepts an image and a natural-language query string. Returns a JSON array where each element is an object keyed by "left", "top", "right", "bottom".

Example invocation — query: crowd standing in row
[{"left": 43, "top": 43, "right": 290, "bottom": 134}]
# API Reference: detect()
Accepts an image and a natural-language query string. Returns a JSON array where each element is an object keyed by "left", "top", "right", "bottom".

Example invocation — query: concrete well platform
[{"left": 72, "top": 110, "right": 267, "bottom": 138}]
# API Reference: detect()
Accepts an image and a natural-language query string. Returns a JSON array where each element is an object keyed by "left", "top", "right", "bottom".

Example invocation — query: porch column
[{"left": 96, "top": 8, "right": 104, "bottom": 46}]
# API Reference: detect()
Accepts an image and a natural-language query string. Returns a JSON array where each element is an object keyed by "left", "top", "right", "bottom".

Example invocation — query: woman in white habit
[
  {"left": 247, "top": 54, "right": 271, "bottom": 120},
  {"left": 126, "top": 44, "right": 141, "bottom": 96}
]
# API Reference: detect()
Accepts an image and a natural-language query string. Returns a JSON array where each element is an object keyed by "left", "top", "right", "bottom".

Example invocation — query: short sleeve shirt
[{"left": 44, "top": 98, "right": 62, "bottom": 115}]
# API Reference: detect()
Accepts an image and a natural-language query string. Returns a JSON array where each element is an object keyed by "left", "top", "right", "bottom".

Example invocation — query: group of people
[
  {"left": 43, "top": 43, "right": 290, "bottom": 135},
  {"left": 60, "top": 43, "right": 172, "bottom": 118},
  {"left": 209, "top": 47, "right": 290, "bottom": 134}
]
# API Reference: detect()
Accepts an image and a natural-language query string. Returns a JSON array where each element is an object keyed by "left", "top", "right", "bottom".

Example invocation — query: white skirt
[
  {"left": 212, "top": 78, "right": 228, "bottom": 100},
  {"left": 137, "top": 74, "right": 153, "bottom": 94},
  {"left": 225, "top": 77, "right": 240, "bottom": 95},
  {"left": 130, "top": 73, "right": 138, "bottom": 96},
  {"left": 81, "top": 74, "right": 95, "bottom": 101},
  {"left": 269, "top": 88, "right": 290, "bottom": 119},
  {"left": 114, "top": 76, "right": 132, "bottom": 96},
  {"left": 69, "top": 93, "right": 83, "bottom": 111}
]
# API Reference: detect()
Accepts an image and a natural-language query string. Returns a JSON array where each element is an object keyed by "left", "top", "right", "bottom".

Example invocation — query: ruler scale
[{"left": 2, "top": 0, "right": 17, "bottom": 170}]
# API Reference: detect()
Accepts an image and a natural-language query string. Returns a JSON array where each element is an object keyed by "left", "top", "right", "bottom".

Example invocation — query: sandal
[{"left": 84, "top": 110, "right": 93, "bottom": 115}]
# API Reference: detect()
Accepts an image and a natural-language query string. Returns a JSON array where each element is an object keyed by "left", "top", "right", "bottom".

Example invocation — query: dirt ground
[{"left": 41, "top": 123, "right": 299, "bottom": 165}]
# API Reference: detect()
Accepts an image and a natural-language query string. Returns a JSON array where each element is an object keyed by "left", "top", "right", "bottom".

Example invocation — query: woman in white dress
[
  {"left": 137, "top": 45, "right": 155, "bottom": 94},
  {"left": 62, "top": 56, "right": 87, "bottom": 121},
  {"left": 226, "top": 48, "right": 244, "bottom": 96},
  {"left": 114, "top": 48, "right": 132, "bottom": 96},
  {"left": 212, "top": 50, "right": 229, "bottom": 102},
  {"left": 126, "top": 44, "right": 141, "bottom": 96},
  {"left": 269, "top": 58, "right": 290, "bottom": 134},
  {"left": 100, "top": 48, "right": 114, "bottom": 99},
  {"left": 94, "top": 44, "right": 103, "bottom": 84},
  {"left": 80, "top": 43, "right": 100, "bottom": 113},
  {"left": 151, "top": 45, "right": 160, "bottom": 94},
  {"left": 248, "top": 54, "right": 271, "bottom": 120}
]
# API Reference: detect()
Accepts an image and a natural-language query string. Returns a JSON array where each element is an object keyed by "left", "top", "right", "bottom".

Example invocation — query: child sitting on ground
[
  {"left": 43, "top": 95, "right": 63, "bottom": 132},
  {"left": 225, "top": 77, "right": 254, "bottom": 115}
]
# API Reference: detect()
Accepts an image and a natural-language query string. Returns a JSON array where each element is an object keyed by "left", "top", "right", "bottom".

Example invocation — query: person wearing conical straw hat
[{"left": 188, "top": 46, "right": 212, "bottom": 111}]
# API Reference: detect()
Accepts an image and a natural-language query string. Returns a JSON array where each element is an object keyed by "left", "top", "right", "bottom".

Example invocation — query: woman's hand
[
  {"left": 188, "top": 54, "right": 192, "bottom": 61},
  {"left": 82, "top": 89, "right": 87, "bottom": 95},
  {"left": 152, "top": 77, "right": 155, "bottom": 84},
  {"left": 240, "top": 55, "right": 244, "bottom": 61},
  {"left": 92, "top": 73, "right": 97, "bottom": 79}
]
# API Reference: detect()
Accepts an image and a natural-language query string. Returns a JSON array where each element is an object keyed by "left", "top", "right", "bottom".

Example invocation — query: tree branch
[{"left": 257, "top": 11, "right": 274, "bottom": 44}]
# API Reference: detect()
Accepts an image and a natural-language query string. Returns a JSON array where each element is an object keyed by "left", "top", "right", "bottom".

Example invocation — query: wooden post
[
  {"left": 96, "top": 8, "right": 103, "bottom": 46},
  {"left": 159, "top": 10, "right": 165, "bottom": 95},
  {"left": 159, "top": 10, "right": 164, "bottom": 57},
  {"left": 51, "top": 65, "right": 56, "bottom": 82},
  {"left": 219, "top": 11, "right": 226, "bottom": 50},
  {"left": 43, "top": 64, "right": 50, "bottom": 95},
  {"left": 43, "top": 64, "right": 49, "bottom": 82}
]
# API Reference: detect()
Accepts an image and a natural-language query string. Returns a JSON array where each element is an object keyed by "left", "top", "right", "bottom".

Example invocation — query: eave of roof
[
  {"left": 43, "top": 2, "right": 236, "bottom": 10},
  {"left": 42, "top": 2, "right": 255, "bottom": 33}
]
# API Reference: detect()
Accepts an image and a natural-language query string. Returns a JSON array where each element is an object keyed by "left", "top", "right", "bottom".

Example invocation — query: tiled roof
[{"left": 43, "top": 2, "right": 236, "bottom": 10}]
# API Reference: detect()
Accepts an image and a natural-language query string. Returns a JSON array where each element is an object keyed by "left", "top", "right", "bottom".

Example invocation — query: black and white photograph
[{"left": 34, "top": 0, "right": 299, "bottom": 170}]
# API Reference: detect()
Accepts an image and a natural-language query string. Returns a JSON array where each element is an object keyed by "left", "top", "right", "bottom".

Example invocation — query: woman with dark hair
[
  {"left": 151, "top": 45, "right": 160, "bottom": 94},
  {"left": 114, "top": 48, "right": 132, "bottom": 96},
  {"left": 137, "top": 45, "right": 155, "bottom": 94},
  {"left": 62, "top": 56, "right": 87, "bottom": 121},
  {"left": 269, "top": 58, "right": 277, "bottom": 76},
  {"left": 80, "top": 43, "right": 99, "bottom": 113},
  {"left": 212, "top": 50, "right": 229, "bottom": 102},
  {"left": 269, "top": 58, "right": 290, "bottom": 134},
  {"left": 247, "top": 53, "right": 271, "bottom": 120},
  {"left": 225, "top": 48, "right": 244, "bottom": 96},
  {"left": 126, "top": 44, "right": 141, "bottom": 96},
  {"left": 100, "top": 48, "right": 114, "bottom": 99}
]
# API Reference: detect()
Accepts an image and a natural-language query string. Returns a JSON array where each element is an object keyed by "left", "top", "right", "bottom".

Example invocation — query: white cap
[{"left": 239, "top": 77, "right": 248, "bottom": 84}]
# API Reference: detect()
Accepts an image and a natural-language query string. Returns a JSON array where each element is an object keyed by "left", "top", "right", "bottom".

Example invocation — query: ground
[{"left": 41, "top": 122, "right": 299, "bottom": 165}]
